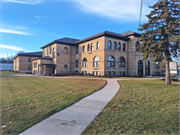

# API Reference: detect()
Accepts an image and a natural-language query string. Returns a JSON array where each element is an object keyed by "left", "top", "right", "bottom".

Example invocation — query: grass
[
  {"left": 0, "top": 71, "right": 26, "bottom": 74},
  {"left": 82, "top": 79, "right": 179, "bottom": 134},
  {"left": 0, "top": 76, "right": 106, "bottom": 134},
  {"left": 0, "top": 71, "right": 14, "bottom": 74}
]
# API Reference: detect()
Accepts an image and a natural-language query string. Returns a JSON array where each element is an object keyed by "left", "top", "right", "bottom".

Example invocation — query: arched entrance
[
  {"left": 138, "top": 60, "right": 143, "bottom": 77},
  {"left": 145, "top": 60, "right": 150, "bottom": 76}
]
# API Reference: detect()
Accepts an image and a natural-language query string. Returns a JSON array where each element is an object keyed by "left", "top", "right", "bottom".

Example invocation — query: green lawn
[
  {"left": 0, "top": 77, "right": 106, "bottom": 134},
  {"left": 82, "top": 79, "right": 179, "bottom": 134},
  {"left": 0, "top": 71, "right": 26, "bottom": 74},
  {"left": 0, "top": 71, "right": 14, "bottom": 74}
]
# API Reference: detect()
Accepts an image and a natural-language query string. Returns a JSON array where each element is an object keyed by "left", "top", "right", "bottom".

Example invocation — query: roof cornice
[{"left": 75, "top": 31, "right": 129, "bottom": 44}]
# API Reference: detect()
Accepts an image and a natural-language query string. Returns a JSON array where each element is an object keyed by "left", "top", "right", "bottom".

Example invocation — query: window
[
  {"left": 34, "top": 62, "right": 37, "bottom": 68},
  {"left": 75, "top": 71, "right": 78, "bottom": 75},
  {"left": 91, "top": 43, "right": 93, "bottom": 51},
  {"left": 82, "top": 71, "right": 87, "bottom": 75},
  {"left": 75, "top": 60, "right": 78, "bottom": 68},
  {"left": 161, "top": 70, "right": 165, "bottom": 74},
  {"left": 118, "top": 42, "right": 121, "bottom": 51},
  {"left": 47, "top": 47, "right": 49, "bottom": 55},
  {"left": 64, "top": 47, "right": 68, "bottom": 54},
  {"left": 49, "top": 46, "right": 51, "bottom": 54},
  {"left": 108, "top": 71, "right": 111, "bottom": 76},
  {"left": 82, "top": 58, "right": 87, "bottom": 67},
  {"left": 138, "top": 60, "right": 143, "bottom": 77},
  {"left": 145, "top": 60, "right": 150, "bottom": 76},
  {"left": 108, "top": 41, "right": 112, "bottom": 49},
  {"left": 114, "top": 42, "right": 117, "bottom": 50},
  {"left": 96, "top": 71, "right": 99, "bottom": 76},
  {"left": 108, "top": 56, "right": 115, "bottom": 67},
  {"left": 53, "top": 48, "right": 55, "bottom": 58},
  {"left": 28, "top": 65, "right": 31, "bottom": 71},
  {"left": 112, "top": 71, "right": 115, "bottom": 76},
  {"left": 93, "top": 56, "right": 100, "bottom": 67},
  {"left": 82, "top": 46, "right": 85, "bottom": 53},
  {"left": 123, "top": 71, "right": 126, "bottom": 76},
  {"left": 43, "top": 49, "right": 45, "bottom": 56},
  {"left": 135, "top": 41, "right": 140, "bottom": 52},
  {"left": 119, "top": 71, "right": 122, "bottom": 76},
  {"left": 155, "top": 64, "right": 159, "bottom": 69},
  {"left": 156, "top": 71, "right": 160, "bottom": 75},
  {"left": 119, "top": 57, "right": 125, "bottom": 68},
  {"left": 76, "top": 45, "right": 79, "bottom": 54},
  {"left": 87, "top": 44, "right": 90, "bottom": 52},
  {"left": 93, "top": 71, "right": 96, "bottom": 76},
  {"left": 155, "top": 62, "right": 159, "bottom": 69},
  {"left": 28, "top": 57, "right": 31, "bottom": 62},
  {"left": 123, "top": 43, "right": 126, "bottom": 51},
  {"left": 97, "top": 41, "right": 100, "bottom": 50},
  {"left": 64, "top": 65, "right": 67, "bottom": 69}
]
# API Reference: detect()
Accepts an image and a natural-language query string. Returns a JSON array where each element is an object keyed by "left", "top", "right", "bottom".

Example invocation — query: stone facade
[{"left": 31, "top": 31, "right": 161, "bottom": 76}]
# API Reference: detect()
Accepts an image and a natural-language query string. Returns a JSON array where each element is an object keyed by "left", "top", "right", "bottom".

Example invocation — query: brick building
[
  {"left": 31, "top": 31, "right": 161, "bottom": 76},
  {"left": 13, "top": 52, "right": 42, "bottom": 73}
]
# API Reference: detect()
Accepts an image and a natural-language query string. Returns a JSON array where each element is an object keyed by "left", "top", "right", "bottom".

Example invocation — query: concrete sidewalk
[{"left": 19, "top": 79, "right": 120, "bottom": 135}]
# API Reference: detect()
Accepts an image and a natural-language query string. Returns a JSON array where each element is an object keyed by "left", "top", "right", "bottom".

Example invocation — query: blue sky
[{"left": 0, "top": 0, "right": 157, "bottom": 59}]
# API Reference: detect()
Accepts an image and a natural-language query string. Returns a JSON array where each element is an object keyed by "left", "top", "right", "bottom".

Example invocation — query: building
[
  {"left": 32, "top": 31, "right": 161, "bottom": 76},
  {"left": 0, "top": 60, "right": 13, "bottom": 71},
  {"left": 13, "top": 52, "right": 42, "bottom": 73}
]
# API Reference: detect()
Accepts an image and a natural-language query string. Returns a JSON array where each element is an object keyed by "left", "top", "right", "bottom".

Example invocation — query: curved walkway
[{"left": 19, "top": 78, "right": 120, "bottom": 135}]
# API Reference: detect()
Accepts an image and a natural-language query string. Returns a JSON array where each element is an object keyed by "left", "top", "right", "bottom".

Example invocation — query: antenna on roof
[
  {"left": 137, "top": 0, "right": 143, "bottom": 41},
  {"left": 139, "top": 0, "right": 143, "bottom": 30}
]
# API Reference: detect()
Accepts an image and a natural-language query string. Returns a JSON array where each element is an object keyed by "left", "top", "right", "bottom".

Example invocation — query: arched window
[
  {"left": 64, "top": 47, "right": 68, "bottom": 54},
  {"left": 123, "top": 43, "right": 126, "bottom": 51},
  {"left": 114, "top": 42, "right": 117, "bottom": 50},
  {"left": 145, "top": 60, "right": 150, "bottom": 76},
  {"left": 108, "top": 41, "right": 112, "bottom": 49},
  {"left": 53, "top": 48, "right": 55, "bottom": 58},
  {"left": 87, "top": 44, "right": 90, "bottom": 52},
  {"left": 76, "top": 45, "right": 79, "bottom": 54},
  {"left": 118, "top": 42, "right": 121, "bottom": 51},
  {"left": 97, "top": 41, "right": 100, "bottom": 50},
  {"left": 91, "top": 43, "right": 93, "bottom": 51},
  {"left": 119, "top": 57, "right": 125, "bottom": 68},
  {"left": 138, "top": 60, "right": 143, "bottom": 77},
  {"left": 135, "top": 41, "right": 140, "bottom": 52},
  {"left": 82, "top": 58, "right": 87, "bottom": 67},
  {"left": 108, "top": 56, "right": 115, "bottom": 67},
  {"left": 93, "top": 56, "right": 100, "bottom": 67},
  {"left": 82, "top": 46, "right": 85, "bottom": 53}
]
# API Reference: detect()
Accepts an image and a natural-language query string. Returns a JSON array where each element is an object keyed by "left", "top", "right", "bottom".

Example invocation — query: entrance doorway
[
  {"left": 145, "top": 60, "right": 150, "bottom": 76},
  {"left": 138, "top": 60, "right": 143, "bottom": 77}
]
